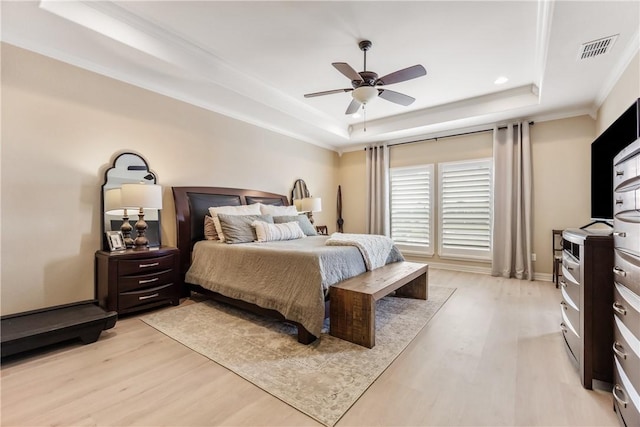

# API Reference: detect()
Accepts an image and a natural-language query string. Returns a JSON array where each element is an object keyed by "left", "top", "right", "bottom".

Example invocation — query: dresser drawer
[
  {"left": 561, "top": 314, "right": 580, "bottom": 364},
  {"left": 614, "top": 154, "right": 639, "bottom": 193},
  {"left": 560, "top": 276, "right": 580, "bottom": 310},
  {"left": 118, "top": 283, "right": 178, "bottom": 312},
  {"left": 119, "top": 269, "right": 175, "bottom": 292},
  {"left": 562, "top": 254, "right": 581, "bottom": 284},
  {"left": 614, "top": 190, "right": 638, "bottom": 215},
  {"left": 614, "top": 249, "right": 640, "bottom": 297},
  {"left": 614, "top": 315, "right": 640, "bottom": 391},
  {"left": 613, "top": 359, "right": 640, "bottom": 427},
  {"left": 614, "top": 220, "right": 640, "bottom": 258},
  {"left": 560, "top": 292, "right": 580, "bottom": 337},
  {"left": 614, "top": 282, "right": 640, "bottom": 339},
  {"left": 118, "top": 254, "right": 176, "bottom": 276}
]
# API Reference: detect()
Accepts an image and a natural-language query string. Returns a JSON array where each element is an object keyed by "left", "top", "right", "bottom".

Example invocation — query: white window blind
[
  {"left": 390, "top": 165, "right": 434, "bottom": 255},
  {"left": 438, "top": 159, "right": 493, "bottom": 260}
]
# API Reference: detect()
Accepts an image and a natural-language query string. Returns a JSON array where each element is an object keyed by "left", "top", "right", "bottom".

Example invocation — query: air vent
[{"left": 578, "top": 34, "right": 618, "bottom": 60}]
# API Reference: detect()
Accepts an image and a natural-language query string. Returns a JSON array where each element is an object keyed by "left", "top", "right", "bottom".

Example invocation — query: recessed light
[{"left": 494, "top": 76, "right": 509, "bottom": 85}]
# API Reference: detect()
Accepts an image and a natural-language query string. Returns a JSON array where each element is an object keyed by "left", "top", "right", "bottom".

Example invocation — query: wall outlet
[{"left": 531, "top": 253, "right": 537, "bottom": 261}]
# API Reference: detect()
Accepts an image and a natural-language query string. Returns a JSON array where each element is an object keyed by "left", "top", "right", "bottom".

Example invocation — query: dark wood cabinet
[
  {"left": 95, "top": 246, "right": 181, "bottom": 314},
  {"left": 560, "top": 229, "right": 614, "bottom": 389}
]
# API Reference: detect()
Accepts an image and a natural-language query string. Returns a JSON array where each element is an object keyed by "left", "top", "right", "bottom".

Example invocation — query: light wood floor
[{"left": 1, "top": 269, "right": 618, "bottom": 426}]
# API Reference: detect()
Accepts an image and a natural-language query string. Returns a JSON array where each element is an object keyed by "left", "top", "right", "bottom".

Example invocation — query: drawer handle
[
  {"left": 613, "top": 266, "right": 627, "bottom": 277},
  {"left": 139, "top": 277, "right": 159, "bottom": 285},
  {"left": 560, "top": 322, "right": 568, "bottom": 333},
  {"left": 560, "top": 280, "right": 567, "bottom": 288},
  {"left": 139, "top": 262, "right": 160, "bottom": 268},
  {"left": 613, "top": 385, "right": 628, "bottom": 408},
  {"left": 613, "top": 342, "right": 627, "bottom": 360},
  {"left": 613, "top": 231, "right": 626, "bottom": 238},
  {"left": 615, "top": 198, "right": 624, "bottom": 205},
  {"left": 613, "top": 301, "right": 627, "bottom": 316},
  {"left": 563, "top": 263, "right": 574, "bottom": 271},
  {"left": 616, "top": 170, "right": 624, "bottom": 177},
  {"left": 139, "top": 293, "right": 160, "bottom": 301},
  {"left": 560, "top": 301, "right": 568, "bottom": 310}
]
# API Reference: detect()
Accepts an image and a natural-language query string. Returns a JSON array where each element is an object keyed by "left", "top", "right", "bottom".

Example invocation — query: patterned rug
[{"left": 142, "top": 285, "right": 455, "bottom": 426}]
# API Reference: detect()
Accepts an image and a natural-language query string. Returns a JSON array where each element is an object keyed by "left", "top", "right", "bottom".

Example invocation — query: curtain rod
[{"left": 364, "top": 121, "right": 534, "bottom": 150}]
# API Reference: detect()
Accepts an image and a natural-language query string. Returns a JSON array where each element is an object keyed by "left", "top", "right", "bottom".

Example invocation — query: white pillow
[
  {"left": 251, "top": 220, "right": 306, "bottom": 242},
  {"left": 259, "top": 204, "right": 299, "bottom": 216},
  {"left": 208, "top": 204, "right": 261, "bottom": 242}
]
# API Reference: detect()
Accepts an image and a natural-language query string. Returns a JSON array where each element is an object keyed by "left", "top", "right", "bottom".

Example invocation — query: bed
[{"left": 172, "top": 186, "right": 405, "bottom": 344}]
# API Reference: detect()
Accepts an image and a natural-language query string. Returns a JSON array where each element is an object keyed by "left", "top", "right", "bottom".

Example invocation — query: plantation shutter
[
  {"left": 390, "top": 165, "right": 434, "bottom": 255},
  {"left": 438, "top": 159, "right": 493, "bottom": 260}
]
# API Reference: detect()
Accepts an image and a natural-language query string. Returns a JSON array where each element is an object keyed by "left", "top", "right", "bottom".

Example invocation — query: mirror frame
[
  {"left": 290, "top": 178, "right": 310, "bottom": 205},
  {"left": 100, "top": 152, "right": 159, "bottom": 251}
]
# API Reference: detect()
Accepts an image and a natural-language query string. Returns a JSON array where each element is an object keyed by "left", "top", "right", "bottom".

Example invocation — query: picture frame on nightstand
[{"left": 106, "top": 231, "right": 125, "bottom": 251}]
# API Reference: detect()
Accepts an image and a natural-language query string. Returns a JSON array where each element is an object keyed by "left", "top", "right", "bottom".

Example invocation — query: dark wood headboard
[{"left": 171, "top": 186, "right": 289, "bottom": 279}]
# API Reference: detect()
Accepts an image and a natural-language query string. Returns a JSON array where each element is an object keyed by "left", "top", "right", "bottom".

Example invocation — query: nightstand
[
  {"left": 95, "top": 246, "right": 181, "bottom": 315},
  {"left": 316, "top": 225, "right": 328, "bottom": 235}
]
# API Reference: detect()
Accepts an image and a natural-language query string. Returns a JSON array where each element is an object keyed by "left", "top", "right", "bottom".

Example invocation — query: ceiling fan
[{"left": 304, "top": 40, "right": 427, "bottom": 115}]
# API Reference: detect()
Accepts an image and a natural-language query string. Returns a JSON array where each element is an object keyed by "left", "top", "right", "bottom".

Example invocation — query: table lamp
[
  {"left": 104, "top": 188, "right": 134, "bottom": 248},
  {"left": 120, "top": 183, "right": 163, "bottom": 249},
  {"left": 301, "top": 197, "right": 322, "bottom": 224}
]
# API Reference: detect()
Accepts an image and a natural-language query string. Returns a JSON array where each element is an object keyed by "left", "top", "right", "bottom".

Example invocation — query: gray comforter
[{"left": 185, "top": 235, "right": 404, "bottom": 337}]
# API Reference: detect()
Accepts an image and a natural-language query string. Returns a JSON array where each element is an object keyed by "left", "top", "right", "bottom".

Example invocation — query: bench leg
[
  {"left": 330, "top": 287, "right": 376, "bottom": 348},
  {"left": 394, "top": 271, "right": 428, "bottom": 300}
]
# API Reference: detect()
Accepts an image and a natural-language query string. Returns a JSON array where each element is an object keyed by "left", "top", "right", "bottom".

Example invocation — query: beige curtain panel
[
  {"left": 365, "top": 145, "right": 390, "bottom": 236},
  {"left": 492, "top": 122, "right": 533, "bottom": 280}
]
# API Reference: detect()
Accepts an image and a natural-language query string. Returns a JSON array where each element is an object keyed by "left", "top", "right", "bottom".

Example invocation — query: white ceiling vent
[{"left": 578, "top": 34, "right": 618, "bottom": 60}]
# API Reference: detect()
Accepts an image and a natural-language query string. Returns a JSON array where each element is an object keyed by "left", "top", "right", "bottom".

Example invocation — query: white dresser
[{"left": 612, "top": 137, "right": 640, "bottom": 427}]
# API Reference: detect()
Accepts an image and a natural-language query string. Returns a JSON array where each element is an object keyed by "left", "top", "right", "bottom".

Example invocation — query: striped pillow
[{"left": 252, "top": 220, "right": 305, "bottom": 242}]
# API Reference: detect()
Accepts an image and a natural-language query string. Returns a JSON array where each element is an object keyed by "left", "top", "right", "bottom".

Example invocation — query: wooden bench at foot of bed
[{"left": 329, "top": 261, "right": 428, "bottom": 348}]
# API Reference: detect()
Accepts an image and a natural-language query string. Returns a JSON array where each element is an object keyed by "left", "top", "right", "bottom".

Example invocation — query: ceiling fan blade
[
  {"left": 376, "top": 65, "right": 426, "bottom": 85},
  {"left": 345, "top": 99, "right": 361, "bottom": 115},
  {"left": 378, "top": 89, "right": 415, "bottom": 106},
  {"left": 304, "top": 88, "right": 353, "bottom": 98},
  {"left": 332, "top": 62, "right": 363, "bottom": 82}
]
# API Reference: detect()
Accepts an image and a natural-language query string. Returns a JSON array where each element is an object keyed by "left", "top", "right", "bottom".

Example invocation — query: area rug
[{"left": 141, "top": 285, "right": 455, "bottom": 426}]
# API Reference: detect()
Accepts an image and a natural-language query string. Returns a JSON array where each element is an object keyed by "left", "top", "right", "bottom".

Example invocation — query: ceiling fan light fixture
[{"left": 352, "top": 86, "right": 378, "bottom": 104}]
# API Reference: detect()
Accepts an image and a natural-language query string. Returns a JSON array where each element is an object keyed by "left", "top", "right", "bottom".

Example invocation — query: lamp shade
[
  {"left": 293, "top": 199, "right": 304, "bottom": 211},
  {"left": 120, "top": 183, "right": 163, "bottom": 210},
  {"left": 104, "top": 188, "right": 127, "bottom": 216},
  {"left": 301, "top": 197, "right": 322, "bottom": 213},
  {"left": 352, "top": 86, "right": 378, "bottom": 104}
]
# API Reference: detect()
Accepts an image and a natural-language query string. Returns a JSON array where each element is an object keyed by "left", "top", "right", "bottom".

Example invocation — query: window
[
  {"left": 438, "top": 159, "right": 493, "bottom": 260},
  {"left": 389, "top": 165, "right": 434, "bottom": 255}
]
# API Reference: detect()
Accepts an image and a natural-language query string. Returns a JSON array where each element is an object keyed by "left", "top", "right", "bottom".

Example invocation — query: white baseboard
[{"left": 406, "top": 259, "right": 554, "bottom": 283}]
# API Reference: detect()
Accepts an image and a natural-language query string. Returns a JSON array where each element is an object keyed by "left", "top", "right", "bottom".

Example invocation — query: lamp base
[
  {"left": 306, "top": 211, "right": 315, "bottom": 225},
  {"left": 120, "top": 214, "right": 134, "bottom": 249},
  {"left": 133, "top": 209, "right": 149, "bottom": 250}
]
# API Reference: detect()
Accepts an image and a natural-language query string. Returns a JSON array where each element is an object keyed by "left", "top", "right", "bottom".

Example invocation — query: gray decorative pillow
[
  {"left": 217, "top": 213, "right": 274, "bottom": 244},
  {"left": 273, "top": 215, "right": 317, "bottom": 236}
]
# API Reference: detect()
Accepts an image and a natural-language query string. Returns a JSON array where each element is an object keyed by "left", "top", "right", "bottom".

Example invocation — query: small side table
[
  {"left": 316, "top": 225, "right": 328, "bottom": 235},
  {"left": 95, "top": 246, "right": 181, "bottom": 315}
]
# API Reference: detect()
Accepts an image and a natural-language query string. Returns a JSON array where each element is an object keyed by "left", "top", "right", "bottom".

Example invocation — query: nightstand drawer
[
  {"left": 562, "top": 254, "right": 581, "bottom": 284},
  {"left": 119, "top": 283, "right": 178, "bottom": 311},
  {"left": 118, "top": 254, "right": 175, "bottom": 276},
  {"left": 119, "top": 269, "right": 175, "bottom": 292},
  {"left": 614, "top": 282, "right": 640, "bottom": 339}
]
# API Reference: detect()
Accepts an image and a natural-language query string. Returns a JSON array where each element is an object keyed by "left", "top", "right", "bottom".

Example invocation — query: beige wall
[
  {"left": 596, "top": 52, "right": 640, "bottom": 135},
  {"left": 1, "top": 44, "right": 338, "bottom": 315},
  {"left": 339, "top": 116, "right": 596, "bottom": 277}
]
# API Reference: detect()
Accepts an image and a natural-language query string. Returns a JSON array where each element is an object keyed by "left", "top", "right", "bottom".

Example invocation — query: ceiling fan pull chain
[{"left": 363, "top": 105, "right": 367, "bottom": 132}]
